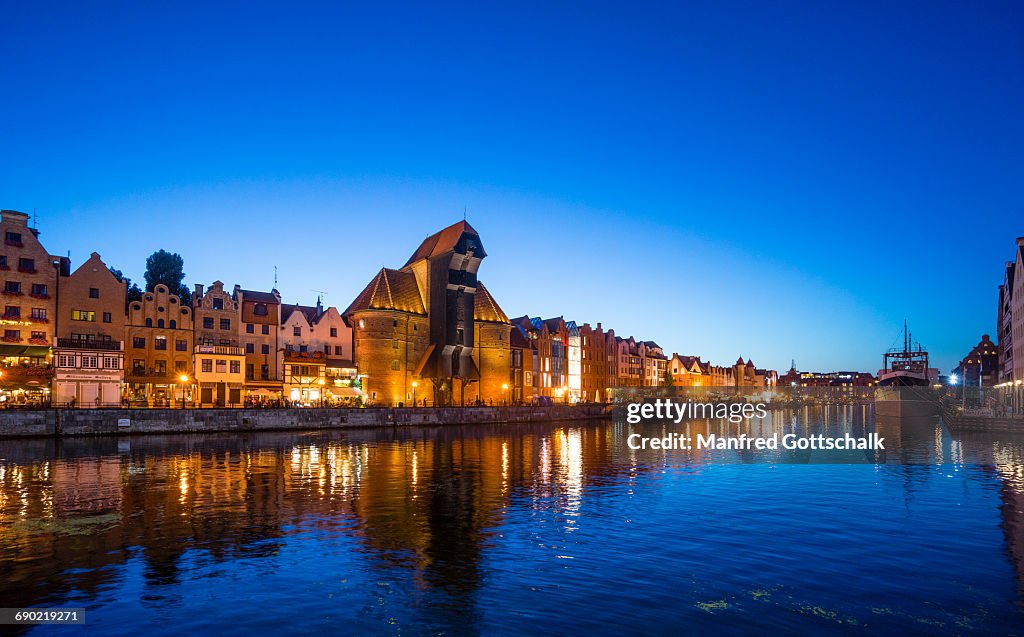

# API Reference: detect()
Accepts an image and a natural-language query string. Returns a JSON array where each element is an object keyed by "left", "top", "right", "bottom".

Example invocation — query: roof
[
  {"left": 238, "top": 288, "right": 280, "bottom": 304},
  {"left": 285, "top": 304, "right": 320, "bottom": 325},
  {"left": 510, "top": 326, "right": 531, "bottom": 349},
  {"left": 404, "top": 220, "right": 485, "bottom": 266},
  {"left": 474, "top": 282, "right": 509, "bottom": 323},
  {"left": 344, "top": 268, "right": 426, "bottom": 316}
]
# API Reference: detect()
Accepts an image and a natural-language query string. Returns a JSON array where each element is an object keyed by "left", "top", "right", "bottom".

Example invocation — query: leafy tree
[
  {"left": 664, "top": 371, "right": 675, "bottom": 387},
  {"left": 108, "top": 266, "right": 143, "bottom": 303},
  {"left": 143, "top": 250, "right": 191, "bottom": 305}
]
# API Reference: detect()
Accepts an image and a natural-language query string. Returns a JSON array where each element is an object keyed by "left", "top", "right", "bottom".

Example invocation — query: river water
[{"left": 1, "top": 406, "right": 1023, "bottom": 635}]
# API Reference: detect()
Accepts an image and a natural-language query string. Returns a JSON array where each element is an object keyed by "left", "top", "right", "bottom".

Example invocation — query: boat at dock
[{"left": 875, "top": 322, "right": 939, "bottom": 419}]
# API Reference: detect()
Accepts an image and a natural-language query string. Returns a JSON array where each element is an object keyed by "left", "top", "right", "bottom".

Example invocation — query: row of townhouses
[{"left": 0, "top": 209, "right": 777, "bottom": 407}]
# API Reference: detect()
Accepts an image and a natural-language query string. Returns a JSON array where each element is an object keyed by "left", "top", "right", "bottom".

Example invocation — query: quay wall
[{"left": 0, "top": 405, "right": 611, "bottom": 439}]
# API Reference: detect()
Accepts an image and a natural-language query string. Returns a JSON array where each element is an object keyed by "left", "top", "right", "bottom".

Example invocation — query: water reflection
[{"left": 0, "top": 408, "right": 1022, "bottom": 634}]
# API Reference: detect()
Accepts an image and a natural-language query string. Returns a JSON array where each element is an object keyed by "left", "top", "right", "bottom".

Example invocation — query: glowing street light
[
  {"left": 179, "top": 374, "right": 189, "bottom": 409},
  {"left": 412, "top": 380, "right": 418, "bottom": 407},
  {"left": 949, "top": 374, "right": 959, "bottom": 386},
  {"left": 501, "top": 382, "right": 509, "bottom": 405}
]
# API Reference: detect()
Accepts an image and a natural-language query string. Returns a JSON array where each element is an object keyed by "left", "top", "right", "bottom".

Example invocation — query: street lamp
[
  {"left": 501, "top": 382, "right": 508, "bottom": 406},
  {"left": 318, "top": 377, "right": 326, "bottom": 408},
  {"left": 411, "top": 381, "right": 418, "bottom": 407},
  {"left": 179, "top": 374, "right": 189, "bottom": 409}
]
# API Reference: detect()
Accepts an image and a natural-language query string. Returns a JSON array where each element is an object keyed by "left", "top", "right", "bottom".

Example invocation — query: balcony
[
  {"left": 194, "top": 345, "right": 244, "bottom": 356},
  {"left": 56, "top": 338, "right": 123, "bottom": 351}
]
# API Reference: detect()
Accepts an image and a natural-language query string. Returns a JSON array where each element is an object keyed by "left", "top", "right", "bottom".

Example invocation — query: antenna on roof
[
  {"left": 463, "top": 206, "right": 467, "bottom": 221},
  {"left": 32, "top": 208, "right": 37, "bottom": 229}
]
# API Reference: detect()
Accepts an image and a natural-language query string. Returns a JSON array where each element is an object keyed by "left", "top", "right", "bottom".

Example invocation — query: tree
[
  {"left": 143, "top": 250, "right": 191, "bottom": 305},
  {"left": 108, "top": 267, "right": 143, "bottom": 303},
  {"left": 663, "top": 371, "right": 675, "bottom": 387}
]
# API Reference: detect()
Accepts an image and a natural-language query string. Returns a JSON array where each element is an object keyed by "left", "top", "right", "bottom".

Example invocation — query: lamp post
[
  {"left": 179, "top": 374, "right": 189, "bottom": 409},
  {"left": 318, "top": 377, "right": 326, "bottom": 408},
  {"left": 411, "top": 380, "right": 418, "bottom": 407},
  {"left": 501, "top": 382, "right": 508, "bottom": 406}
]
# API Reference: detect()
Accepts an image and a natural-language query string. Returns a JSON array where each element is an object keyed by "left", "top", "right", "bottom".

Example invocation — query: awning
[
  {"left": 328, "top": 387, "right": 365, "bottom": 398},
  {"left": 0, "top": 345, "right": 51, "bottom": 357}
]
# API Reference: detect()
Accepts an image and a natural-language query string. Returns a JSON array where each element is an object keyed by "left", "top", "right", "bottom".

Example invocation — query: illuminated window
[{"left": 71, "top": 310, "right": 95, "bottom": 321}]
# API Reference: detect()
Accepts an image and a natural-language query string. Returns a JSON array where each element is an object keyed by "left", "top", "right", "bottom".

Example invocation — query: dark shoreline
[{"left": 0, "top": 404, "right": 612, "bottom": 440}]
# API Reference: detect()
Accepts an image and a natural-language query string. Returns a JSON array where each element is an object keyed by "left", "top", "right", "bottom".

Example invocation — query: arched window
[
  {"left": 170, "top": 319, "right": 177, "bottom": 329},
  {"left": 145, "top": 318, "right": 152, "bottom": 327},
  {"left": 158, "top": 319, "right": 165, "bottom": 328}
]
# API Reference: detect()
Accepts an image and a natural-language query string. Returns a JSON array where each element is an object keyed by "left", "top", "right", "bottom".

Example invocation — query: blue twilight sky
[{"left": 2, "top": 1, "right": 1022, "bottom": 374}]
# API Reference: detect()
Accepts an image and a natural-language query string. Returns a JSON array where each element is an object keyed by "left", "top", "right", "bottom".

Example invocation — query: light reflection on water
[{"left": 0, "top": 406, "right": 1022, "bottom": 635}]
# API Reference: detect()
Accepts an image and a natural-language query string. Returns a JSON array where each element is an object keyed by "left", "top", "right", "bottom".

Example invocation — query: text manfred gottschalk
[{"left": 623, "top": 398, "right": 885, "bottom": 451}]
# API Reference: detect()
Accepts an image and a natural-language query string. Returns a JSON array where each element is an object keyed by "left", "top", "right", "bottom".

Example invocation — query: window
[
  {"left": 391, "top": 360, "right": 400, "bottom": 370},
  {"left": 157, "top": 319, "right": 165, "bottom": 328},
  {"left": 293, "top": 326, "right": 301, "bottom": 336},
  {"left": 169, "top": 320, "right": 176, "bottom": 329},
  {"left": 202, "top": 359, "right": 213, "bottom": 372},
  {"left": 0, "top": 256, "right": 5, "bottom": 268},
  {"left": 393, "top": 320, "right": 398, "bottom": 327},
  {"left": 261, "top": 344, "right": 269, "bottom": 354},
  {"left": 145, "top": 318, "right": 152, "bottom": 327},
  {"left": 82, "top": 355, "right": 99, "bottom": 369},
  {"left": 175, "top": 360, "right": 187, "bottom": 372},
  {"left": 299, "top": 345, "right": 307, "bottom": 353},
  {"left": 30, "top": 330, "right": 44, "bottom": 341},
  {"left": 133, "top": 359, "right": 145, "bottom": 375},
  {"left": 18, "top": 258, "right": 35, "bottom": 272},
  {"left": 5, "top": 231, "right": 22, "bottom": 245},
  {"left": 3, "top": 329, "right": 19, "bottom": 341},
  {"left": 133, "top": 336, "right": 145, "bottom": 348},
  {"left": 393, "top": 339, "right": 398, "bottom": 349},
  {"left": 334, "top": 346, "right": 342, "bottom": 355},
  {"left": 5, "top": 281, "right": 21, "bottom": 294},
  {"left": 203, "top": 317, "right": 214, "bottom": 329},
  {"left": 154, "top": 336, "right": 167, "bottom": 350},
  {"left": 246, "top": 363, "right": 254, "bottom": 379},
  {"left": 3, "top": 305, "right": 19, "bottom": 318},
  {"left": 176, "top": 339, "right": 187, "bottom": 351},
  {"left": 245, "top": 343, "right": 254, "bottom": 353},
  {"left": 261, "top": 325, "right": 269, "bottom": 335},
  {"left": 253, "top": 303, "right": 268, "bottom": 316},
  {"left": 260, "top": 364, "right": 269, "bottom": 380},
  {"left": 154, "top": 360, "right": 167, "bottom": 374},
  {"left": 212, "top": 298, "right": 223, "bottom": 310},
  {"left": 103, "top": 312, "right": 111, "bottom": 323},
  {"left": 216, "top": 359, "right": 227, "bottom": 373},
  {"left": 220, "top": 318, "right": 231, "bottom": 330},
  {"left": 230, "top": 360, "right": 240, "bottom": 374},
  {"left": 88, "top": 287, "right": 99, "bottom": 298},
  {"left": 103, "top": 357, "right": 119, "bottom": 369},
  {"left": 330, "top": 327, "right": 337, "bottom": 337},
  {"left": 58, "top": 354, "right": 75, "bottom": 368},
  {"left": 246, "top": 324, "right": 254, "bottom": 333},
  {"left": 323, "top": 345, "right": 330, "bottom": 355},
  {"left": 71, "top": 310, "right": 95, "bottom": 321},
  {"left": 31, "top": 284, "right": 47, "bottom": 297}
]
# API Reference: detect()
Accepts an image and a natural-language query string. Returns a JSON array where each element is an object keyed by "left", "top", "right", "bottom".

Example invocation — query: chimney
[{"left": 195, "top": 283, "right": 204, "bottom": 302}]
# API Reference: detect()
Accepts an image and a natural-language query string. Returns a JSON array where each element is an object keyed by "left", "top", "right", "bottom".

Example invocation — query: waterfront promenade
[{"left": 0, "top": 404, "right": 612, "bottom": 439}]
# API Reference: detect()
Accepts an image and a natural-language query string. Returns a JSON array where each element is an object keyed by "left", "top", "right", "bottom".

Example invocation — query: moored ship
[{"left": 875, "top": 321, "right": 939, "bottom": 419}]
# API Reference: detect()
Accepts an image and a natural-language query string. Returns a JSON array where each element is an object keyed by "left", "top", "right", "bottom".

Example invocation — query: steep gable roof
[
  {"left": 344, "top": 268, "right": 426, "bottom": 316},
  {"left": 404, "top": 220, "right": 485, "bottom": 266},
  {"left": 474, "top": 281, "right": 509, "bottom": 323}
]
